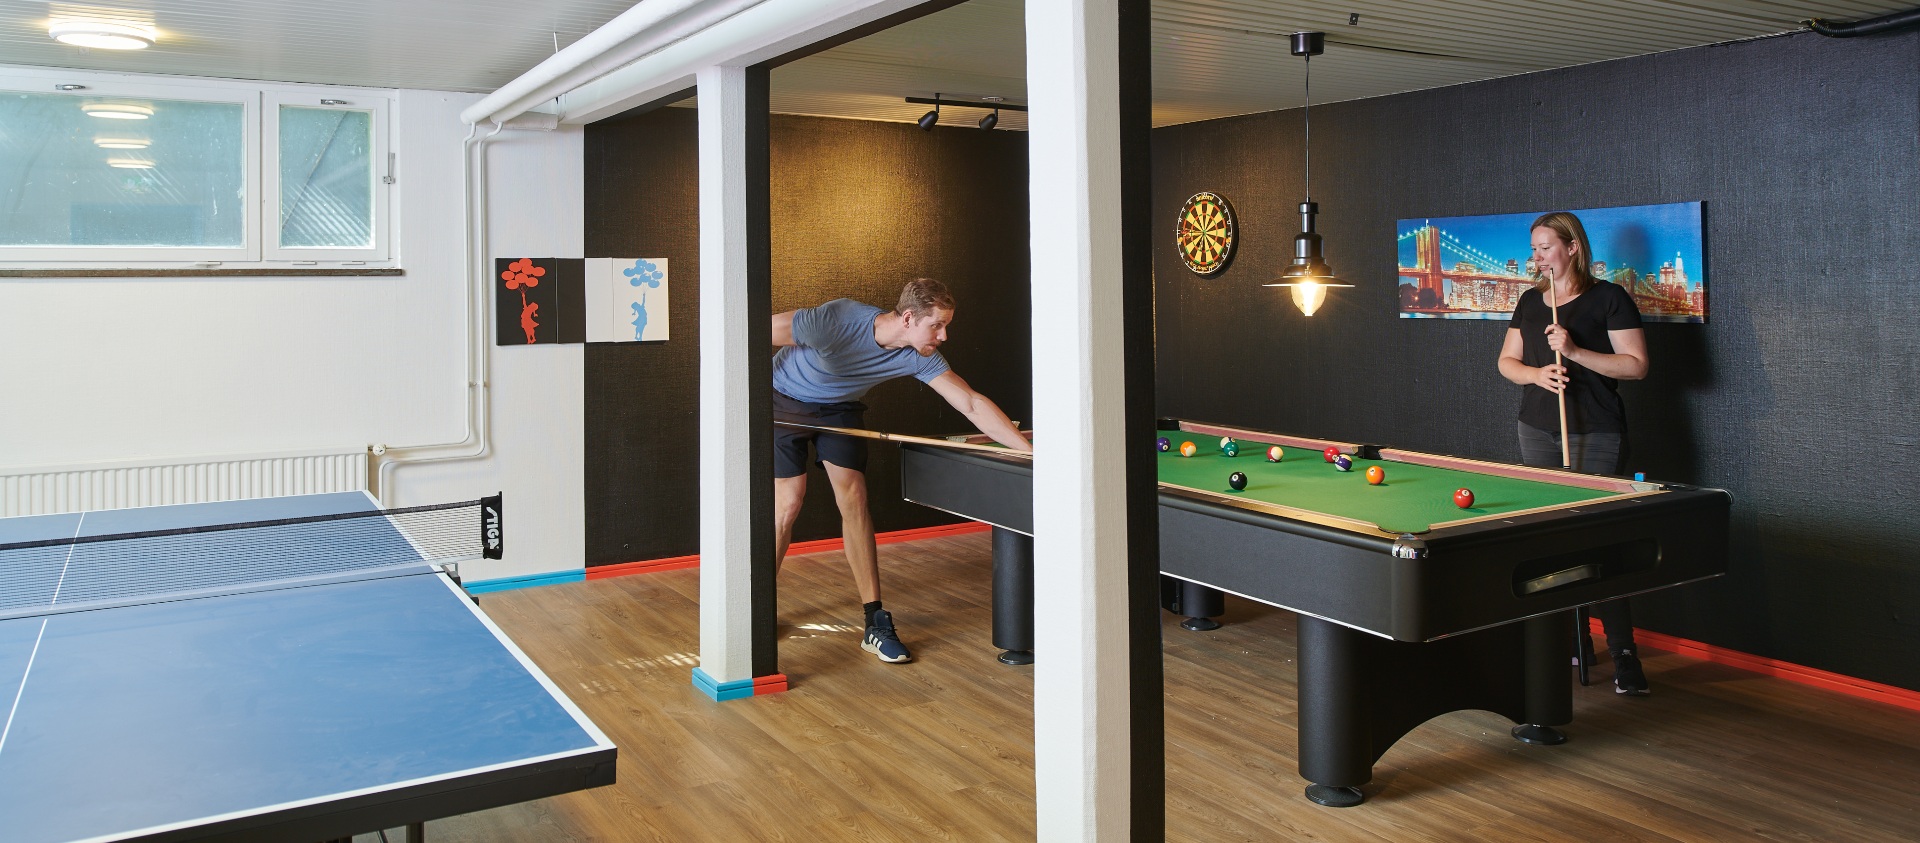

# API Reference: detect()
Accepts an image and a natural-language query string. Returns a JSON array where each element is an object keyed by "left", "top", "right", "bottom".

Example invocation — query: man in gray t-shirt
[{"left": 772, "top": 278, "right": 1030, "bottom": 664}]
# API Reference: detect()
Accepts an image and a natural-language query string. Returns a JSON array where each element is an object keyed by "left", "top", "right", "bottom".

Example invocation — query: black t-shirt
[{"left": 1510, "top": 280, "right": 1642, "bottom": 434}]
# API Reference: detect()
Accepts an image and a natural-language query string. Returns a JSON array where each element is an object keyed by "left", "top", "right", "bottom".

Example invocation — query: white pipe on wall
[
  {"left": 371, "top": 120, "right": 505, "bottom": 504},
  {"left": 459, "top": 0, "right": 767, "bottom": 128}
]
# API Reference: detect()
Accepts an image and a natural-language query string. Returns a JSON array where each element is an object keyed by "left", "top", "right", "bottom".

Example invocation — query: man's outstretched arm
[
  {"left": 928, "top": 371, "right": 1031, "bottom": 451},
  {"left": 772, "top": 311, "right": 798, "bottom": 347}
]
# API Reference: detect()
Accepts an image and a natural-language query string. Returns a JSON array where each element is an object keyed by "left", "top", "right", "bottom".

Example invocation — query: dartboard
[{"left": 1176, "top": 191, "right": 1236, "bottom": 276}]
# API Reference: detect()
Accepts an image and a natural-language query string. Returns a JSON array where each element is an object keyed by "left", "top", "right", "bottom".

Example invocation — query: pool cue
[
  {"left": 1547, "top": 267, "right": 1572, "bottom": 469},
  {"left": 773, "top": 420, "right": 1033, "bottom": 458}
]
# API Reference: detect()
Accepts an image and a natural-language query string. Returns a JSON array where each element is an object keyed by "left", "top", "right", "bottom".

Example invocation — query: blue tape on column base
[{"left": 691, "top": 667, "right": 755, "bottom": 702}]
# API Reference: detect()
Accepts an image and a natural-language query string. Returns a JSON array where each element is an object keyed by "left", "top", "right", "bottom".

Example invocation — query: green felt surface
[{"left": 1155, "top": 431, "right": 1616, "bottom": 534}]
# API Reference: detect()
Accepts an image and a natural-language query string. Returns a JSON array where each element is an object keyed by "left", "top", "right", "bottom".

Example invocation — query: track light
[
  {"left": 904, "top": 95, "right": 1026, "bottom": 132},
  {"left": 918, "top": 94, "right": 941, "bottom": 131}
]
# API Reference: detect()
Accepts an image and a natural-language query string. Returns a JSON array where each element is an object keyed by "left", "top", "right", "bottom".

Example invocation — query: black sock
[{"left": 863, "top": 601, "right": 883, "bottom": 627}]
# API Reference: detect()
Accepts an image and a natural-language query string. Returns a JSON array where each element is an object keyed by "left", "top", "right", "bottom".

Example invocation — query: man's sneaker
[
  {"left": 1611, "top": 647, "right": 1650, "bottom": 695},
  {"left": 862, "top": 609, "right": 913, "bottom": 663}
]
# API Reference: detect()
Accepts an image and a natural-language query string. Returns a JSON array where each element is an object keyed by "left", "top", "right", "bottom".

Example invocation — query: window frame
[
  {"left": 263, "top": 92, "right": 392, "bottom": 262},
  {"left": 0, "top": 66, "right": 397, "bottom": 270}
]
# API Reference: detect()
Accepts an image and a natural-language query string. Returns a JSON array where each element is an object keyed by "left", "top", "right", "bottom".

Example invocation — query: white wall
[{"left": 0, "top": 78, "right": 587, "bottom": 581}]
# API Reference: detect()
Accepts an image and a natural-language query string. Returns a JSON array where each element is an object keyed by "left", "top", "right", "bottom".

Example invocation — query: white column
[
  {"left": 1028, "top": 1, "right": 1131, "bottom": 839},
  {"left": 696, "top": 64, "right": 755, "bottom": 684}
]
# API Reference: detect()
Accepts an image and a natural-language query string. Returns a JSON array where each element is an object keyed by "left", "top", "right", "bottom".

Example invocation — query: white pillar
[
  {"left": 697, "top": 64, "right": 756, "bottom": 685},
  {"left": 1028, "top": 0, "right": 1132, "bottom": 839}
]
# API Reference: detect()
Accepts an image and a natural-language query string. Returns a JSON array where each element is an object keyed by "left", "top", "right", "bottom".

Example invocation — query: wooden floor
[{"left": 367, "top": 532, "right": 1920, "bottom": 842}]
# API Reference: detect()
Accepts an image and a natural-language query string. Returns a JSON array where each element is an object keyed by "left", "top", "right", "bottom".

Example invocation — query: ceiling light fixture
[
  {"left": 106, "top": 157, "right": 155, "bottom": 169},
  {"left": 49, "top": 20, "right": 156, "bottom": 50},
  {"left": 94, "top": 136, "right": 151, "bottom": 149},
  {"left": 905, "top": 95, "right": 1026, "bottom": 132},
  {"left": 916, "top": 94, "right": 942, "bottom": 131},
  {"left": 1263, "top": 32, "right": 1351, "bottom": 317},
  {"left": 81, "top": 101, "right": 153, "bottom": 120}
]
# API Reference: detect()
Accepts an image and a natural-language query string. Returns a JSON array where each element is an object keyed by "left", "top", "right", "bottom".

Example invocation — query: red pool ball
[
  {"left": 1322, "top": 447, "right": 1340, "bottom": 463},
  {"left": 1453, "top": 488, "right": 1475, "bottom": 509},
  {"left": 1266, "top": 446, "right": 1284, "bottom": 462},
  {"left": 1365, "top": 466, "right": 1385, "bottom": 485}
]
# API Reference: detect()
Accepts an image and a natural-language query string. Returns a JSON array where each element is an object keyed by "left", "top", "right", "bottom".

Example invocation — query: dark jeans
[{"left": 1517, "top": 422, "right": 1637, "bottom": 651}]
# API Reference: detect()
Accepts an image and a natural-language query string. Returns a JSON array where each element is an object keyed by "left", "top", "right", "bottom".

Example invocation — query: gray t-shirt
[{"left": 772, "top": 298, "right": 950, "bottom": 403}]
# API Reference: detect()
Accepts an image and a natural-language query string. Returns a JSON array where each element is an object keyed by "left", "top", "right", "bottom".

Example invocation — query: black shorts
[{"left": 772, "top": 391, "right": 869, "bottom": 478}]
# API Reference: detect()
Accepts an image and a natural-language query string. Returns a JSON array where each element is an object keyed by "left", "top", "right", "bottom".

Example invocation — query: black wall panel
[
  {"left": 585, "top": 107, "right": 1031, "bottom": 567},
  {"left": 1151, "top": 31, "right": 1920, "bottom": 689}
]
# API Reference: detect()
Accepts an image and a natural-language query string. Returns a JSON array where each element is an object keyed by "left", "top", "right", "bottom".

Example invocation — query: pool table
[{"left": 898, "top": 418, "right": 1730, "bottom": 806}]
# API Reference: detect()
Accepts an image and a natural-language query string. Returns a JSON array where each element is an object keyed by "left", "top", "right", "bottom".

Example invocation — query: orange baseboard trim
[
  {"left": 585, "top": 521, "right": 991, "bottom": 581},
  {"left": 1587, "top": 618, "right": 1920, "bottom": 713}
]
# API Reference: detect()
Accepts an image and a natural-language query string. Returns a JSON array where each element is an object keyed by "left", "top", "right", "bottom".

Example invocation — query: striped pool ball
[
  {"left": 1179, "top": 441, "right": 1198, "bottom": 458},
  {"left": 1227, "top": 471, "right": 1248, "bottom": 491},
  {"left": 1266, "top": 446, "right": 1284, "bottom": 462},
  {"left": 1219, "top": 436, "right": 1235, "bottom": 451},
  {"left": 1156, "top": 436, "right": 1171, "bottom": 452},
  {"left": 1332, "top": 454, "right": 1353, "bottom": 472}
]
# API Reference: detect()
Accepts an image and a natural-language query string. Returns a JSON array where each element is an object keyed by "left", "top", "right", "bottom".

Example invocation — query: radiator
[{"left": 0, "top": 448, "right": 369, "bottom": 518}]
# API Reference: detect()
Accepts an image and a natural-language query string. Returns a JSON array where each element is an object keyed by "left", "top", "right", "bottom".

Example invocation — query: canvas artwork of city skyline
[{"left": 1396, "top": 202, "right": 1707, "bottom": 323}]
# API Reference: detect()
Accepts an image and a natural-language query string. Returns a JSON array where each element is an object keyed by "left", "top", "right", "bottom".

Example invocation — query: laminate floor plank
[{"left": 417, "top": 532, "right": 1920, "bottom": 842}]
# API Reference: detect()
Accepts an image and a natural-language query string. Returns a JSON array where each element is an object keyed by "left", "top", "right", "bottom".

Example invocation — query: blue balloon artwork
[{"left": 623, "top": 259, "right": 663, "bottom": 340}]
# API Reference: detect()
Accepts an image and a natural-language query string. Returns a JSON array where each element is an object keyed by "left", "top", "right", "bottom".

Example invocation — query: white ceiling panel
[{"left": 2, "top": 0, "right": 1912, "bottom": 126}]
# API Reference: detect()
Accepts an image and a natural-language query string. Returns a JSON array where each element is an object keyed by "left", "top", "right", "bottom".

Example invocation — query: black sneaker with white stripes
[
  {"left": 862, "top": 609, "right": 913, "bottom": 664},
  {"left": 1611, "top": 647, "right": 1650, "bottom": 695}
]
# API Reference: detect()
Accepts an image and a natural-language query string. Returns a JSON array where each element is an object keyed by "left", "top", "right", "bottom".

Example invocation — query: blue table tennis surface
[{"left": 0, "top": 493, "right": 615, "bottom": 843}]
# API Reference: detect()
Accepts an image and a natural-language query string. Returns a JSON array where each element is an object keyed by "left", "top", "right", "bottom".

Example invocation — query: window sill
[{"left": 0, "top": 268, "right": 405, "bottom": 278}]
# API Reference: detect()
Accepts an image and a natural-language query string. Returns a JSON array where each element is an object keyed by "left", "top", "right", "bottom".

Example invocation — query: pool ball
[
  {"left": 1454, "top": 488, "right": 1476, "bottom": 509},
  {"left": 1156, "top": 436, "right": 1171, "bottom": 452},
  {"left": 1227, "top": 471, "right": 1248, "bottom": 491},
  {"left": 1322, "top": 447, "right": 1340, "bottom": 463},
  {"left": 1220, "top": 436, "right": 1235, "bottom": 450},
  {"left": 1179, "top": 441, "right": 1198, "bottom": 457},
  {"left": 1332, "top": 454, "right": 1353, "bottom": 472},
  {"left": 1365, "top": 466, "right": 1385, "bottom": 485},
  {"left": 1221, "top": 441, "right": 1239, "bottom": 458},
  {"left": 1266, "top": 446, "right": 1284, "bottom": 462}
]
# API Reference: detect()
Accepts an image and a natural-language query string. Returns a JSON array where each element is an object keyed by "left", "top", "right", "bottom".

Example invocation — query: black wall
[
  {"left": 1151, "top": 30, "right": 1920, "bottom": 690},
  {"left": 584, "top": 107, "right": 1030, "bottom": 566}
]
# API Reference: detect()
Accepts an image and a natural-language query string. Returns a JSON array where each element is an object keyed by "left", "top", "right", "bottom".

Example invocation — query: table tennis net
[{"left": 0, "top": 495, "right": 503, "bottom": 615}]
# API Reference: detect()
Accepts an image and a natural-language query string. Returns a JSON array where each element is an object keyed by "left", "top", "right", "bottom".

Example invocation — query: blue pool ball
[
  {"left": 1221, "top": 441, "right": 1239, "bottom": 458},
  {"left": 1228, "top": 471, "right": 1248, "bottom": 491},
  {"left": 1333, "top": 454, "right": 1354, "bottom": 472},
  {"left": 1156, "top": 437, "right": 1171, "bottom": 452}
]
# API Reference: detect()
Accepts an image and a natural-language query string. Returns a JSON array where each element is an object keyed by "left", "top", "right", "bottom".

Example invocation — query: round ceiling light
[
  {"left": 81, "top": 101, "right": 154, "bottom": 119},
  {"left": 49, "top": 20, "right": 156, "bottom": 50}
]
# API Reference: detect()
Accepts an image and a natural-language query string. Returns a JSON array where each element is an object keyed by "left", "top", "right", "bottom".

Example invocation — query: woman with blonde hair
[{"left": 1496, "top": 211, "right": 1654, "bottom": 694}]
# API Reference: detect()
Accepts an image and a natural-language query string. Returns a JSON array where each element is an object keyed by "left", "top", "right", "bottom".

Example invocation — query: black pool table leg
[
  {"left": 1160, "top": 575, "right": 1225, "bottom": 631},
  {"left": 991, "top": 527, "right": 1035, "bottom": 665},
  {"left": 1512, "top": 610, "right": 1574, "bottom": 746},
  {"left": 1296, "top": 617, "right": 1377, "bottom": 807}
]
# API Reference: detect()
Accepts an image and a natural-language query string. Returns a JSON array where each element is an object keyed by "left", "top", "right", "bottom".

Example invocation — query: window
[{"left": 0, "top": 68, "right": 393, "bottom": 269}]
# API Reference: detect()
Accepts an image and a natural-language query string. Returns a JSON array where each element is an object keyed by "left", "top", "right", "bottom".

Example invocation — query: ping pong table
[{"left": 0, "top": 492, "right": 616, "bottom": 843}]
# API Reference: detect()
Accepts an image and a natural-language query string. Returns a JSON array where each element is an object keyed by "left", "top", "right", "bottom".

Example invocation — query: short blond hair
[{"left": 896, "top": 278, "right": 955, "bottom": 316}]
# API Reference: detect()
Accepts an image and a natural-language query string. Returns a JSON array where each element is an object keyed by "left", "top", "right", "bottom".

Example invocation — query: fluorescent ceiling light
[
  {"left": 106, "top": 157, "right": 155, "bottom": 169},
  {"left": 49, "top": 20, "right": 156, "bottom": 50},
  {"left": 81, "top": 101, "right": 153, "bottom": 119},
  {"left": 94, "top": 136, "right": 150, "bottom": 149}
]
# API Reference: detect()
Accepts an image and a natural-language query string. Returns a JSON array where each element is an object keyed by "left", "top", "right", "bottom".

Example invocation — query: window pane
[
  {"left": 278, "top": 106, "right": 373, "bottom": 249},
  {"left": 0, "top": 91, "right": 245, "bottom": 248}
]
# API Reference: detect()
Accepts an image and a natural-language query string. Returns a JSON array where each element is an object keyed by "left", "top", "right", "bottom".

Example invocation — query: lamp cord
[{"left": 1303, "top": 53, "right": 1312, "bottom": 203}]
